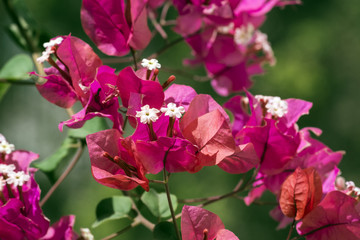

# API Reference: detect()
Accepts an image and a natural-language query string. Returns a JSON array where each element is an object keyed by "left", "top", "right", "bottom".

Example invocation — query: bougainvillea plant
[{"left": 1, "top": 0, "right": 359, "bottom": 239}]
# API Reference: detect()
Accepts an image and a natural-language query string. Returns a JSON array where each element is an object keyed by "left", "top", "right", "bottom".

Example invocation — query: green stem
[
  {"left": 286, "top": 219, "right": 296, "bottom": 240},
  {"left": 101, "top": 223, "right": 136, "bottom": 240},
  {"left": 130, "top": 47, "right": 138, "bottom": 71},
  {"left": 0, "top": 78, "right": 35, "bottom": 85},
  {"left": 162, "top": 145, "right": 181, "bottom": 240}
]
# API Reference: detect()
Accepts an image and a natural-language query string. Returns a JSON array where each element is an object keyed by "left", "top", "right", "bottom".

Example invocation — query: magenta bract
[
  {"left": 81, "top": 0, "right": 151, "bottom": 56},
  {"left": 181, "top": 205, "right": 239, "bottom": 240},
  {"left": 298, "top": 191, "right": 360, "bottom": 240},
  {"left": 86, "top": 129, "right": 149, "bottom": 191}
]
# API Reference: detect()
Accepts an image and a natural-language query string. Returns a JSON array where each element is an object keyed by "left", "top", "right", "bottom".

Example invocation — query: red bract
[
  {"left": 57, "top": 35, "right": 102, "bottom": 101},
  {"left": 181, "top": 205, "right": 239, "bottom": 240},
  {"left": 279, "top": 167, "right": 322, "bottom": 220},
  {"left": 35, "top": 74, "right": 78, "bottom": 108},
  {"left": 42, "top": 215, "right": 77, "bottom": 240},
  {"left": 117, "top": 66, "right": 164, "bottom": 109},
  {"left": 180, "top": 94, "right": 236, "bottom": 166},
  {"left": 86, "top": 129, "right": 149, "bottom": 191},
  {"left": 81, "top": 0, "right": 151, "bottom": 56},
  {"left": 0, "top": 149, "right": 50, "bottom": 240},
  {"left": 59, "top": 65, "right": 123, "bottom": 131},
  {"left": 298, "top": 191, "right": 360, "bottom": 240}
]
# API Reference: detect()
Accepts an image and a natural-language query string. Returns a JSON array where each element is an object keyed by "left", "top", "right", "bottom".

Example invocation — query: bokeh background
[{"left": 1, "top": 0, "right": 360, "bottom": 239}]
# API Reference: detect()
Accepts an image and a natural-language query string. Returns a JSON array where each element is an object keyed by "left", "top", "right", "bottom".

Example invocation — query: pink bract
[
  {"left": 181, "top": 205, "right": 239, "bottom": 240},
  {"left": 81, "top": 0, "right": 151, "bottom": 56},
  {"left": 86, "top": 129, "right": 149, "bottom": 191},
  {"left": 298, "top": 191, "right": 360, "bottom": 240}
]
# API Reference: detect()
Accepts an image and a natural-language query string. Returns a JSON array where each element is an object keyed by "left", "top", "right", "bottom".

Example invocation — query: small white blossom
[
  {"left": 234, "top": 24, "right": 255, "bottom": 46},
  {"left": 254, "top": 31, "right": 276, "bottom": 66},
  {"left": 43, "top": 37, "right": 64, "bottom": 49},
  {"left": 0, "top": 139, "right": 15, "bottom": 155},
  {"left": 136, "top": 105, "right": 160, "bottom": 124},
  {"left": 346, "top": 181, "right": 356, "bottom": 191},
  {"left": 6, "top": 171, "right": 30, "bottom": 187},
  {"left": 265, "top": 96, "right": 288, "bottom": 118},
  {"left": 0, "top": 176, "right": 5, "bottom": 192},
  {"left": 80, "top": 228, "right": 94, "bottom": 240},
  {"left": 36, "top": 48, "right": 54, "bottom": 63},
  {"left": 0, "top": 164, "right": 16, "bottom": 175},
  {"left": 203, "top": 3, "right": 217, "bottom": 15},
  {"left": 354, "top": 187, "right": 360, "bottom": 197},
  {"left": 217, "top": 22, "right": 234, "bottom": 34},
  {"left": 161, "top": 103, "right": 185, "bottom": 118},
  {"left": 141, "top": 59, "right": 161, "bottom": 70}
]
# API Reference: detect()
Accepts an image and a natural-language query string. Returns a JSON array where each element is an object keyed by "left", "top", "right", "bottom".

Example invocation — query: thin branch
[
  {"left": 286, "top": 219, "right": 296, "bottom": 240},
  {"left": 102, "top": 56, "right": 135, "bottom": 64},
  {"left": 0, "top": 78, "right": 35, "bottom": 85},
  {"left": 130, "top": 47, "right": 138, "bottom": 71},
  {"left": 162, "top": 144, "right": 181, "bottom": 240},
  {"left": 160, "top": 1, "right": 172, "bottom": 25},
  {"left": 161, "top": 67, "right": 210, "bottom": 82},
  {"left": 101, "top": 224, "right": 134, "bottom": 240},
  {"left": 149, "top": 10, "right": 167, "bottom": 39},
  {"left": 2, "top": 0, "right": 36, "bottom": 53},
  {"left": 39, "top": 141, "right": 84, "bottom": 207}
]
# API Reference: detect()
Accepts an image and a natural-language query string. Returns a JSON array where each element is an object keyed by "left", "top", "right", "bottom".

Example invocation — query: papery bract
[
  {"left": 279, "top": 167, "right": 322, "bottom": 220},
  {"left": 298, "top": 191, "right": 360, "bottom": 240},
  {"left": 81, "top": 0, "right": 151, "bottom": 56},
  {"left": 42, "top": 215, "right": 77, "bottom": 240},
  {"left": 56, "top": 35, "right": 102, "bottom": 101},
  {"left": 86, "top": 129, "right": 149, "bottom": 191},
  {"left": 181, "top": 205, "right": 239, "bottom": 240},
  {"left": 180, "top": 94, "right": 235, "bottom": 166}
]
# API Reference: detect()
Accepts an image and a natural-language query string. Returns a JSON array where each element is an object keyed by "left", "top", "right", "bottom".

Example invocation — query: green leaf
[
  {"left": 153, "top": 222, "right": 178, "bottom": 240},
  {"left": 68, "top": 117, "right": 109, "bottom": 139},
  {"left": 93, "top": 196, "right": 132, "bottom": 228},
  {"left": 0, "top": 54, "right": 33, "bottom": 79},
  {"left": 141, "top": 189, "right": 178, "bottom": 218},
  {"left": 33, "top": 137, "right": 78, "bottom": 173},
  {"left": 0, "top": 54, "right": 33, "bottom": 102}
]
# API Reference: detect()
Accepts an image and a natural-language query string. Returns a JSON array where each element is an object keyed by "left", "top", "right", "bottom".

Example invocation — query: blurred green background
[{"left": 1, "top": 0, "right": 360, "bottom": 239}]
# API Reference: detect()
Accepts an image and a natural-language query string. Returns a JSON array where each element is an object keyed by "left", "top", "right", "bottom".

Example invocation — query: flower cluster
[
  {"left": 173, "top": 0, "right": 300, "bottom": 96},
  {"left": 10, "top": 0, "right": 357, "bottom": 239},
  {"left": 0, "top": 134, "right": 83, "bottom": 240}
]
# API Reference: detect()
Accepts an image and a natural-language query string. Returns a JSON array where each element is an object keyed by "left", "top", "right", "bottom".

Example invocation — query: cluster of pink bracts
[
  {"left": 2, "top": 0, "right": 360, "bottom": 239},
  {"left": 0, "top": 134, "right": 80, "bottom": 239}
]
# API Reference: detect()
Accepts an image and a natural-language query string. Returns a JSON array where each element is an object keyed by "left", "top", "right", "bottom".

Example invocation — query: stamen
[
  {"left": 162, "top": 75, "right": 176, "bottom": 89},
  {"left": 151, "top": 69, "right": 159, "bottom": 81},
  {"left": 103, "top": 153, "right": 138, "bottom": 177},
  {"left": 203, "top": 229, "right": 208, "bottom": 240}
]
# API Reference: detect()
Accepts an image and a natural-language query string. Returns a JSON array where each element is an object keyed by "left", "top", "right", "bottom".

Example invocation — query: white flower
[
  {"left": 265, "top": 96, "right": 288, "bottom": 118},
  {"left": 254, "top": 31, "right": 276, "bottom": 66},
  {"left": 80, "top": 228, "right": 94, "bottom": 240},
  {"left": 0, "top": 176, "right": 6, "bottom": 192},
  {"left": 0, "top": 139, "right": 15, "bottom": 155},
  {"left": 161, "top": 103, "right": 185, "bottom": 118},
  {"left": 36, "top": 48, "right": 54, "bottom": 63},
  {"left": 234, "top": 23, "right": 255, "bottom": 46},
  {"left": 354, "top": 187, "right": 360, "bottom": 197},
  {"left": 43, "top": 37, "right": 64, "bottom": 49},
  {"left": 0, "top": 164, "right": 16, "bottom": 175},
  {"left": 346, "top": 181, "right": 356, "bottom": 191},
  {"left": 136, "top": 105, "right": 160, "bottom": 124},
  {"left": 6, "top": 171, "right": 30, "bottom": 187},
  {"left": 141, "top": 59, "right": 161, "bottom": 70},
  {"left": 217, "top": 22, "right": 234, "bottom": 35}
]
